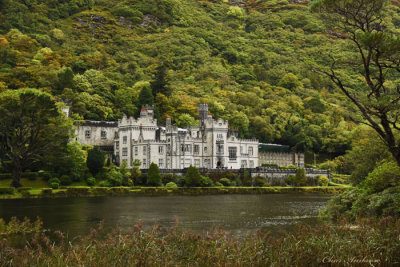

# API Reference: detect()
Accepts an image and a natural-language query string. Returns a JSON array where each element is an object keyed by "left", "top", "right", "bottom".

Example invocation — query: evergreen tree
[
  {"left": 151, "top": 63, "right": 170, "bottom": 96},
  {"left": 147, "top": 162, "right": 161, "bottom": 186},
  {"left": 185, "top": 166, "right": 201, "bottom": 187},
  {"left": 86, "top": 147, "right": 105, "bottom": 175},
  {"left": 138, "top": 84, "right": 154, "bottom": 106},
  {"left": 295, "top": 168, "right": 307, "bottom": 186}
]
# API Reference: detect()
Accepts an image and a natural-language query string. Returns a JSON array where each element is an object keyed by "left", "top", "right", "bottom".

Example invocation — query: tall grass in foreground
[{"left": 0, "top": 217, "right": 399, "bottom": 266}]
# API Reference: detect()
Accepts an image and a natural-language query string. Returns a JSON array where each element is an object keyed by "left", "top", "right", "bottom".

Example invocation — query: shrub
[
  {"left": 40, "top": 172, "right": 52, "bottom": 181},
  {"left": 219, "top": 178, "right": 231, "bottom": 186},
  {"left": 362, "top": 162, "right": 400, "bottom": 193},
  {"left": 87, "top": 147, "right": 105, "bottom": 175},
  {"left": 176, "top": 177, "right": 186, "bottom": 187},
  {"left": 295, "top": 168, "right": 307, "bottom": 186},
  {"left": 162, "top": 174, "right": 179, "bottom": 184},
  {"left": 254, "top": 176, "right": 267, "bottom": 187},
  {"left": 107, "top": 168, "right": 123, "bottom": 186},
  {"left": 27, "top": 172, "right": 39, "bottom": 181},
  {"left": 86, "top": 177, "right": 96, "bottom": 186},
  {"left": 0, "top": 187, "right": 15, "bottom": 194},
  {"left": 48, "top": 177, "right": 60, "bottom": 185},
  {"left": 286, "top": 175, "right": 296, "bottom": 186},
  {"left": 60, "top": 175, "right": 72, "bottom": 186},
  {"left": 165, "top": 182, "right": 178, "bottom": 188},
  {"left": 185, "top": 166, "right": 201, "bottom": 187},
  {"left": 147, "top": 163, "right": 162, "bottom": 186},
  {"left": 200, "top": 176, "right": 213, "bottom": 187},
  {"left": 317, "top": 175, "right": 329, "bottom": 186},
  {"left": 98, "top": 180, "right": 111, "bottom": 187},
  {"left": 215, "top": 182, "right": 223, "bottom": 187},
  {"left": 50, "top": 182, "right": 59, "bottom": 189}
]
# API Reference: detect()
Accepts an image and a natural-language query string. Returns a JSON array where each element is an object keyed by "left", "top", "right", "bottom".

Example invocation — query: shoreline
[{"left": 0, "top": 186, "right": 349, "bottom": 199}]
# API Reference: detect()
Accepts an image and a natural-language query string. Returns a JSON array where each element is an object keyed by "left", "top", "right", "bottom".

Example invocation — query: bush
[
  {"left": 107, "top": 168, "right": 123, "bottom": 186},
  {"left": 254, "top": 176, "right": 268, "bottom": 187},
  {"left": 147, "top": 163, "right": 162, "bottom": 186},
  {"left": 362, "top": 162, "right": 400, "bottom": 193},
  {"left": 176, "top": 177, "right": 186, "bottom": 187},
  {"left": 162, "top": 174, "right": 179, "bottom": 184},
  {"left": 200, "top": 176, "right": 213, "bottom": 187},
  {"left": 98, "top": 180, "right": 111, "bottom": 187},
  {"left": 0, "top": 187, "right": 15, "bottom": 194},
  {"left": 219, "top": 178, "right": 232, "bottom": 186},
  {"left": 286, "top": 175, "right": 296, "bottom": 186},
  {"left": 60, "top": 175, "right": 72, "bottom": 186},
  {"left": 86, "top": 177, "right": 96, "bottom": 186},
  {"left": 185, "top": 166, "right": 201, "bottom": 187},
  {"left": 50, "top": 182, "right": 59, "bottom": 189},
  {"left": 87, "top": 147, "right": 105, "bottom": 175},
  {"left": 215, "top": 182, "right": 223, "bottom": 187},
  {"left": 48, "top": 177, "right": 60, "bottom": 185},
  {"left": 165, "top": 182, "right": 178, "bottom": 188},
  {"left": 295, "top": 168, "right": 307, "bottom": 186},
  {"left": 41, "top": 172, "right": 52, "bottom": 181},
  {"left": 317, "top": 175, "right": 329, "bottom": 186},
  {"left": 27, "top": 172, "right": 39, "bottom": 181}
]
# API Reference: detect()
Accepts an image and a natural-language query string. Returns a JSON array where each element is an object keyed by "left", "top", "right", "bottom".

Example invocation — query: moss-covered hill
[{"left": 2, "top": 0, "right": 397, "bottom": 155}]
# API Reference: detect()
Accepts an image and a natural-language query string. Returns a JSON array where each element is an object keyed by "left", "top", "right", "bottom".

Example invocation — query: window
[
  {"left": 185, "top": 159, "right": 191, "bottom": 167},
  {"left": 159, "top": 159, "right": 164, "bottom": 168},
  {"left": 228, "top": 147, "right": 237, "bottom": 160},
  {"left": 180, "top": 144, "right": 192, "bottom": 153},
  {"left": 123, "top": 136, "right": 127, "bottom": 144},
  {"left": 116, "top": 141, "right": 119, "bottom": 150},
  {"left": 122, "top": 148, "right": 128, "bottom": 156},
  {"left": 143, "top": 146, "right": 147, "bottom": 155},
  {"left": 194, "top": 159, "right": 200, "bottom": 167},
  {"left": 217, "top": 133, "right": 223, "bottom": 139},
  {"left": 143, "top": 159, "right": 146, "bottom": 168},
  {"left": 204, "top": 159, "right": 210, "bottom": 168},
  {"left": 217, "top": 144, "right": 224, "bottom": 154},
  {"left": 101, "top": 131, "right": 107, "bottom": 139},
  {"left": 135, "top": 147, "right": 138, "bottom": 156},
  {"left": 85, "top": 130, "right": 91, "bottom": 138},
  {"left": 248, "top": 147, "right": 253, "bottom": 156},
  {"left": 204, "top": 146, "right": 208, "bottom": 153},
  {"left": 241, "top": 160, "right": 247, "bottom": 168},
  {"left": 159, "top": 146, "right": 164, "bottom": 154},
  {"left": 249, "top": 160, "right": 254, "bottom": 168},
  {"left": 194, "top": 145, "right": 199, "bottom": 153}
]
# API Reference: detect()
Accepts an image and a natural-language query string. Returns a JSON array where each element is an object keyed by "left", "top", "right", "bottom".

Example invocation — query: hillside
[{"left": 2, "top": 0, "right": 397, "bottom": 156}]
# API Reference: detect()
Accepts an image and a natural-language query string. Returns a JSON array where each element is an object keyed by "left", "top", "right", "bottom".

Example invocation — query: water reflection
[{"left": 0, "top": 194, "right": 330, "bottom": 237}]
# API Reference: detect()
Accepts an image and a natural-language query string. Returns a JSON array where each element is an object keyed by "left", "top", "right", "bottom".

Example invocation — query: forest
[{"left": 1, "top": 0, "right": 383, "bottom": 158}]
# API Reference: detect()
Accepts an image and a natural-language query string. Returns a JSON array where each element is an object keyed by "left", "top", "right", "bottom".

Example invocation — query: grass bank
[
  {"left": 0, "top": 185, "right": 349, "bottom": 199},
  {"left": 0, "top": 216, "right": 399, "bottom": 266}
]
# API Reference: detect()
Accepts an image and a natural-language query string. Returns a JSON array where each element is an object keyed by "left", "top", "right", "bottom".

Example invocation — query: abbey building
[{"left": 75, "top": 104, "right": 259, "bottom": 169}]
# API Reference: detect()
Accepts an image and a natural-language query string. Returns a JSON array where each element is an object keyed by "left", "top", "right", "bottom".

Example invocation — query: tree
[
  {"left": 0, "top": 89, "right": 74, "bottom": 187},
  {"left": 147, "top": 162, "right": 162, "bottom": 186},
  {"left": 295, "top": 168, "right": 307, "bottom": 186},
  {"left": 86, "top": 147, "right": 105, "bottom": 176},
  {"left": 311, "top": 0, "right": 400, "bottom": 166},
  {"left": 151, "top": 62, "right": 170, "bottom": 97},
  {"left": 138, "top": 84, "right": 154, "bottom": 106},
  {"left": 185, "top": 166, "right": 201, "bottom": 187}
]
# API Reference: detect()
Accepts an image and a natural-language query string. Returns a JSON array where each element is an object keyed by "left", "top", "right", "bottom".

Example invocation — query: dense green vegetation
[
  {"left": 1, "top": 0, "right": 380, "bottom": 156},
  {"left": 0, "top": 217, "right": 399, "bottom": 265}
]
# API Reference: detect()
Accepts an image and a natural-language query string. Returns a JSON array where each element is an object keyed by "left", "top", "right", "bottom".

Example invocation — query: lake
[{"left": 0, "top": 194, "right": 330, "bottom": 237}]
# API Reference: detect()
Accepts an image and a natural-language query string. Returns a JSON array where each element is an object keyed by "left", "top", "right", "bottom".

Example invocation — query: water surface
[{"left": 0, "top": 194, "right": 330, "bottom": 237}]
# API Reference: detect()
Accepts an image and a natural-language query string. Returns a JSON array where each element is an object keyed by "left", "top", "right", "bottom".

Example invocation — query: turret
[{"left": 199, "top": 104, "right": 208, "bottom": 126}]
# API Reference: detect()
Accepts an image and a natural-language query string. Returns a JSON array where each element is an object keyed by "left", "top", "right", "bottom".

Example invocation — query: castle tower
[{"left": 199, "top": 104, "right": 208, "bottom": 126}]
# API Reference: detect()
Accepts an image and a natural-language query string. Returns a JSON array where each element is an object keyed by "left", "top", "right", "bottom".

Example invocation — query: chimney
[{"left": 166, "top": 115, "right": 171, "bottom": 126}]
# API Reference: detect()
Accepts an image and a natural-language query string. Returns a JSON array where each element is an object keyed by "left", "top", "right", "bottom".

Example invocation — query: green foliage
[
  {"left": 0, "top": 89, "right": 74, "bottom": 187},
  {"left": 215, "top": 182, "right": 223, "bottom": 187},
  {"left": 199, "top": 176, "right": 213, "bottom": 187},
  {"left": 219, "top": 178, "right": 232, "bottom": 186},
  {"left": 185, "top": 166, "right": 201, "bottom": 187},
  {"left": 98, "top": 180, "right": 111, "bottom": 187},
  {"left": 106, "top": 168, "right": 123, "bottom": 186},
  {"left": 295, "top": 168, "right": 307, "bottom": 186},
  {"left": 86, "top": 147, "right": 105, "bottom": 176},
  {"left": 254, "top": 176, "right": 268, "bottom": 187},
  {"left": 362, "top": 162, "right": 400, "bottom": 194},
  {"left": 147, "top": 162, "right": 162, "bottom": 186},
  {"left": 119, "top": 161, "right": 133, "bottom": 186},
  {"left": 165, "top": 182, "right": 178, "bottom": 188},
  {"left": 27, "top": 172, "right": 39, "bottom": 181},
  {"left": 48, "top": 177, "right": 60, "bottom": 185},
  {"left": 50, "top": 182, "right": 59, "bottom": 189},
  {"left": 60, "top": 175, "right": 72, "bottom": 186},
  {"left": 86, "top": 177, "right": 96, "bottom": 186},
  {"left": 317, "top": 175, "right": 329, "bottom": 187},
  {"left": 286, "top": 175, "right": 296, "bottom": 186}
]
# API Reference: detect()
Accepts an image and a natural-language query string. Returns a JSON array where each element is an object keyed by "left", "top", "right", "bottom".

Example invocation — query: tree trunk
[{"left": 11, "top": 165, "right": 22, "bottom": 188}]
